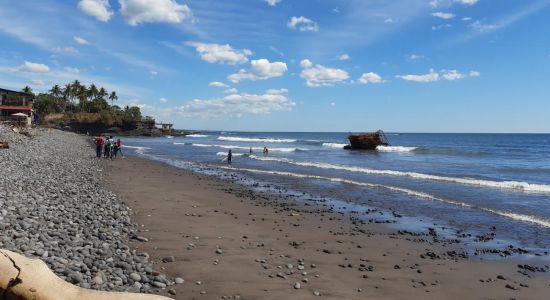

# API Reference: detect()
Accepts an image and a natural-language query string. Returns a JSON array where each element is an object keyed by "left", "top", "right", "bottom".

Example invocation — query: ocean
[{"left": 122, "top": 132, "right": 550, "bottom": 251}]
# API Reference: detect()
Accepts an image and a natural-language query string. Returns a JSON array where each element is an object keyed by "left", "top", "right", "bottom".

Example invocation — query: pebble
[
  {"left": 175, "top": 277, "right": 185, "bottom": 284},
  {"left": 294, "top": 282, "right": 301, "bottom": 289},
  {"left": 0, "top": 127, "right": 167, "bottom": 292}
]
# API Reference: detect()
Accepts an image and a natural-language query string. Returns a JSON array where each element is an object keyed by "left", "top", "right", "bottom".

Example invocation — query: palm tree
[
  {"left": 22, "top": 86, "right": 33, "bottom": 94},
  {"left": 88, "top": 84, "right": 98, "bottom": 101},
  {"left": 76, "top": 84, "right": 88, "bottom": 112},
  {"left": 50, "top": 85, "right": 62, "bottom": 98},
  {"left": 109, "top": 91, "right": 118, "bottom": 107},
  {"left": 98, "top": 87, "right": 108, "bottom": 101}
]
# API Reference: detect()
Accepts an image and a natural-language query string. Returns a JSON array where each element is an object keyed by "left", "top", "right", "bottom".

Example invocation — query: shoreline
[{"left": 104, "top": 154, "right": 550, "bottom": 299}]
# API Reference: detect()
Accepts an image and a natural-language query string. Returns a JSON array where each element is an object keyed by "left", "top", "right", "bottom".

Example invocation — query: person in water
[
  {"left": 263, "top": 147, "right": 269, "bottom": 155},
  {"left": 249, "top": 147, "right": 253, "bottom": 154},
  {"left": 227, "top": 149, "right": 232, "bottom": 164}
]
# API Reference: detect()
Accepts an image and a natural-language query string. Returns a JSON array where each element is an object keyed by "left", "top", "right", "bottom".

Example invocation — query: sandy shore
[{"left": 105, "top": 156, "right": 550, "bottom": 299}]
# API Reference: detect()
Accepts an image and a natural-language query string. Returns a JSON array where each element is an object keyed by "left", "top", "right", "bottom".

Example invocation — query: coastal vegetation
[{"left": 28, "top": 81, "right": 143, "bottom": 134}]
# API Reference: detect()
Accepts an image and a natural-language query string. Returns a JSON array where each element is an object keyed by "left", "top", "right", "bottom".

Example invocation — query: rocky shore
[{"left": 0, "top": 126, "right": 175, "bottom": 294}]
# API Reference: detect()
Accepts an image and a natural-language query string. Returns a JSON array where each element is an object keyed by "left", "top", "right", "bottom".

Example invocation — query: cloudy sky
[{"left": 1, "top": 0, "right": 549, "bottom": 132}]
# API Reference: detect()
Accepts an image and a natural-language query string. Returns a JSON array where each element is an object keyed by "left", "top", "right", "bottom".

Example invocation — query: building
[{"left": 0, "top": 88, "right": 34, "bottom": 126}]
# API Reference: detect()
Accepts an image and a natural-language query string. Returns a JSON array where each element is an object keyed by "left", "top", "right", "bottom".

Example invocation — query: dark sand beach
[{"left": 105, "top": 156, "right": 550, "bottom": 299}]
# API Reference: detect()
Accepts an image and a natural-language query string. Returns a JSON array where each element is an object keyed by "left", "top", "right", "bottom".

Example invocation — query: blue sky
[{"left": 0, "top": 0, "right": 549, "bottom": 132}]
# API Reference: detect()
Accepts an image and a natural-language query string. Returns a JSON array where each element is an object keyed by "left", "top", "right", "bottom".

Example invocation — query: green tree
[
  {"left": 109, "top": 91, "right": 118, "bottom": 107},
  {"left": 21, "top": 86, "right": 33, "bottom": 95},
  {"left": 49, "top": 85, "right": 62, "bottom": 98}
]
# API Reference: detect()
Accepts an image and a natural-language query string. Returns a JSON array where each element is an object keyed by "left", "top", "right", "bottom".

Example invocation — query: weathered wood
[{"left": 0, "top": 249, "right": 172, "bottom": 300}]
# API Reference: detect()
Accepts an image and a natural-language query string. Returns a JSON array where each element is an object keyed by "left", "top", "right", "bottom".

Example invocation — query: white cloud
[
  {"left": 265, "top": 0, "right": 281, "bottom": 6},
  {"left": 19, "top": 61, "right": 50, "bottom": 73},
  {"left": 456, "top": 0, "right": 479, "bottom": 5},
  {"left": 287, "top": 16, "right": 319, "bottom": 32},
  {"left": 462, "top": 17, "right": 472, "bottom": 21},
  {"left": 266, "top": 88, "right": 288, "bottom": 94},
  {"left": 339, "top": 53, "right": 351, "bottom": 61},
  {"left": 397, "top": 69, "right": 480, "bottom": 82},
  {"left": 441, "top": 70, "right": 466, "bottom": 80},
  {"left": 73, "top": 36, "right": 90, "bottom": 45},
  {"left": 409, "top": 54, "right": 424, "bottom": 60},
  {"left": 300, "top": 59, "right": 313, "bottom": 69},
  {"left": 432, "top": 23, "right": 453, "bottom": 30},
  {"left": 186, "top": 42, "right": 252, "bottom": 65},
  {"left": 209, "top": 81, "right": 229, "bottom": 88},
  {"left": 330, "top": 102, "right": 336, "bottom": 106},
  {"left": 384, "top": 18, "right": 395, "bottom": 23},
  {"left": 175, "top": 92, "right": 296, "bottom": 118},
  {"left": 397, "top": 69, "right": 439, "bottom": 82},
  {"left": 299, "top": 59, "right": 349, "bottom": 87},
  {"left": 119, "top": 0, "right": 192, "bottom": 26},
  {"left": 470, "top": 20, "right": 498, "bottom": 32},
  {"left": 78, "top": 0, "right": 113, "bottom": 22},
  {"left": 228, "top": 59, "right": 288, "bottom": 83},
  {"left": 64, "top": 67, "right": 80, "bottom": 74},
  {"left": 159, "top": 98, "right": 167, "bottom": 103},
  {"left": 53, "top": 46, "right": 79, "bottom": 55},
  {"left": 149, "top": 70, "right": 158, "bottom": 79},
  {"left": 224, "top": 88, "right": 238, "bottom": 94},
  {"left": 358, "top": 72, "right": 383, "bottom": 84},
  {"left": 431, "top": 12, "right": 455, "bottom": 19}
]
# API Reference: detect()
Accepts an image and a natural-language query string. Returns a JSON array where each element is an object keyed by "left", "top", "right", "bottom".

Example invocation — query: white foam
[
  {"left": 216, "top": 152, "right": 247, "bottom": 157},
  {"left": 175, "top": 143, "right": 305, "bottom": 152},
  {"left": 187, "top": 134, "right": 209, "bottom": 138},
  {"left": 124, "top": 145, "right": 151, "bottom": 155},
  {"left": 165, "top": 135, "right": 174, "bottom": 139},
  {"left": 216, "top": 165, "right": 550, "bottom": 228},
  {"left": 217, "top": 136, "right": 297, "bottom": 143},
  {"left": 322, "top": 143, "right": 348, "bottom": 149},
  {"left": 376, "top": 146, "right": 417, "bottom": 152},
  {"left": 248, "top": 156, "right": 550, "bottom": 194}
]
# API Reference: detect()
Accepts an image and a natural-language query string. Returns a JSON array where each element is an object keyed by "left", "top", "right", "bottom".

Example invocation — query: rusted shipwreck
[{"left": 344, "top": 130, "right": 389, "bottom": 150}]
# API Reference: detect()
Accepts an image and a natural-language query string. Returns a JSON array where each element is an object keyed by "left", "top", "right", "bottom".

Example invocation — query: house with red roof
[{"left": 0, "top": 88, "right": 34, "bottom": 126}]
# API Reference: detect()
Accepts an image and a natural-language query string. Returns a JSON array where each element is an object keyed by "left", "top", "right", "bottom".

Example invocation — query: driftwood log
[{"left": 0, "top": 249, "right": 172, "bottom": 300}]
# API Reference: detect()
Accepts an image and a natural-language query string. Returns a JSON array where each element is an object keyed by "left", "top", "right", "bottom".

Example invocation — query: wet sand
[{"left": 105, "top": 156, "right": 550, "bottom": 299}]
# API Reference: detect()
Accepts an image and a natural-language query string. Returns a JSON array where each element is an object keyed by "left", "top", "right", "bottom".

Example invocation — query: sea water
[{"left": 122, "top": 132, "right": 550, "bottom": 250}]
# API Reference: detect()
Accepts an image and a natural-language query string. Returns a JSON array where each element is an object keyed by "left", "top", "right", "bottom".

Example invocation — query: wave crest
[
  {"left": 248, "top": 156, "right": 550, "bottom": 194},
  {"left": 217, "top": 136, "right": 297, "bottom": 143}
]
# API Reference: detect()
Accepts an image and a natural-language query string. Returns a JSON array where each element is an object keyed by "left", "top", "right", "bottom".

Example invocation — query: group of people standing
[
  {"left": 226, "top": 146, "right": 269, "bottom": 164},
  {"left": 94, "top": 135, "right": 123, "bottom": 159}
]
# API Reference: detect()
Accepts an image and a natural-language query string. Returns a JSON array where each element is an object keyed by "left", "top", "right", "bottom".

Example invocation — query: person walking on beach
[
  {"left": 113, "top": 138, "right": 124, "bottom": 158},
  {"left": 94, "top": 135, "right": 104, "bottom": 158},
  {"left": 104, "top": 136, "right": 112, "bottom": 159},
  {"left": 227, "top": 149, "right": 233, "bottom": 164}
]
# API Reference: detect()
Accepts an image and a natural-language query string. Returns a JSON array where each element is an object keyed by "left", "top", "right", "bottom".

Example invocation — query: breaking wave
[
  {"left": 174, "top": 143, "right": 305, "bottom": 152},
  {"left": 124, "top": 145, "right": 151, "bottom": 155},
  {"left": 376, "top": 146, "right": 418, "bottom": 152},
  {"left": 248, "top": 156, "right": 550, "bottom": 194},
  {"left": 216, "top": 152, "right": 248, "bottom": 157},
  {"left": 186, "top": 134, "right": 209, "bottom": 138},
  {"left": 216, "top": 165, "right": 550, "bottom": 228},
  {"left": 217, "top": 136, "right": 297, "bottom": 143},
  {"left": 322, "top": 143, "right": 348, "bottom": 149}
]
